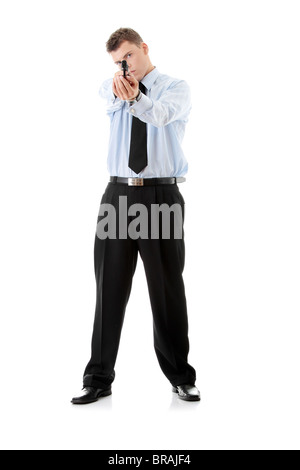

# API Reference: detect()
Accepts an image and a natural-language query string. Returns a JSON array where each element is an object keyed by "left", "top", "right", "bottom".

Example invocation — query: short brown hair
[{"left": 106, "top": 28, "right": 143, "bottom": 53}]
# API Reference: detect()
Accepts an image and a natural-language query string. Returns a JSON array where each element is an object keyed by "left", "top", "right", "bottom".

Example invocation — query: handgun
[{"left": 121, "top": 60, "right": 129, "bottom": 78}]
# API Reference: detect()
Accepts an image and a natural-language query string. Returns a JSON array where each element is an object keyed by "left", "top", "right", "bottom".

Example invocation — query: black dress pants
[{"left": 83, "top": 181, "right": 197, "bottom": 389}]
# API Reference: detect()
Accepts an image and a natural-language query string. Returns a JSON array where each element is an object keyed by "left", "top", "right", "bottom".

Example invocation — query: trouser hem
[
  {"left": 83, "top": 374, "right": 114, "bottom": 390},
  {"left": 170, "top": 373, "right": 196, "bottom": 388}
]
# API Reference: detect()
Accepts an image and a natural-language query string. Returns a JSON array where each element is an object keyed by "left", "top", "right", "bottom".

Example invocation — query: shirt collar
[{"left": 140, "top": 66, "right": 159, "bottom": 91}]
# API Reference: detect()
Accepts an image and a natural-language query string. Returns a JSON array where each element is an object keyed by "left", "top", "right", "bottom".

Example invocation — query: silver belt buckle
[{"left": 128, "top": 177, "right": 144, "bottom": 186}]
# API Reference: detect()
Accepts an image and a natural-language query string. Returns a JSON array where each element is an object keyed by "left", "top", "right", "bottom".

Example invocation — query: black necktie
[{"left": 128, "top": 82, "right": 148, "bottom": 174}]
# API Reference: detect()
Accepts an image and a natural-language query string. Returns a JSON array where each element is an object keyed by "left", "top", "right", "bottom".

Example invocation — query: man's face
[{"left": 111, "top": 40, "right": 148, "bottom": 81}]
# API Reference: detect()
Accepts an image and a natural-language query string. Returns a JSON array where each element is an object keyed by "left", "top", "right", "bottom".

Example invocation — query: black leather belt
[{"left": 110, "top": 176, "right": 186, "bottom": 186}]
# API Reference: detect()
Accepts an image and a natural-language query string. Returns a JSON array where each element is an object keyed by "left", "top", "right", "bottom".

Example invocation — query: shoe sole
[
  {"left": 172, "top": 386, "right": 201, "bottom": 401},
  {"left": 71, "top": 389, "right": 112, "bottom": 405}
]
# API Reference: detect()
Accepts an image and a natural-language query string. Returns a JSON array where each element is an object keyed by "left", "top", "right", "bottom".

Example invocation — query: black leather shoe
[
  {"left": 71, "top": 386, "right": 112, "bottom": 405},
  {"left": 172, "top": 384, "right": 201, "bottom": 401}
]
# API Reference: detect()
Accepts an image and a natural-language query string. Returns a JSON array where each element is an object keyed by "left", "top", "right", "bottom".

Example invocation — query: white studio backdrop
[{"left": 0, "top": 0, "right": 300, "bottom": 450}]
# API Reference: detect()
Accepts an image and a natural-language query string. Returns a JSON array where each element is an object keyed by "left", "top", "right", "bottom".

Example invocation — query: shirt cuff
[{"left": 126, "top": 93, "right": 153, "bottom": 116}]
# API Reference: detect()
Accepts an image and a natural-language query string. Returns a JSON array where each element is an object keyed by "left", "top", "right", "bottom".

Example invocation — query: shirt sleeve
[
  {"left": 126, "top": 80, "right": 192, "bottom": 128},
  {"left": 99, "top": 78, "right": 124, "bottom": 115}
]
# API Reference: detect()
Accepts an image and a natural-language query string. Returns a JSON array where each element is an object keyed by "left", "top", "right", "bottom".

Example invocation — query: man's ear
[{"left": 142, "top": 43, "right": 149, "bottom": 55}]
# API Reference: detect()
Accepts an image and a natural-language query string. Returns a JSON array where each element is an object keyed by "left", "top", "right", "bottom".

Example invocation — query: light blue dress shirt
[{"left": 99, "top": 66, "right": 191, "bottom": 178}]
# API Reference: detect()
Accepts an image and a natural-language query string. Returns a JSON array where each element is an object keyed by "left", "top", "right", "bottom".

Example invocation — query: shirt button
[{"left": 131, "top": 109, "right": 135, "bottom": 114}]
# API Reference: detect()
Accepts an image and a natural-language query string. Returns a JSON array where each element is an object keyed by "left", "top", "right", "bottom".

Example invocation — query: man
[{"left": 71, "top": 28, "right": 200, "bottom": 404}]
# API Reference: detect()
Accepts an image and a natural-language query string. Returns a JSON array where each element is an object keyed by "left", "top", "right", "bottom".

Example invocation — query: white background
[{"left": 0, "top": 0, "right": 299, "bottom": 450}]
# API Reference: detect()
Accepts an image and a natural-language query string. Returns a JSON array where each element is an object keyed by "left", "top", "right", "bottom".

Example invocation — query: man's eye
[{"left": 116, "top": 54, "right": 131, "bottom": 66}]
